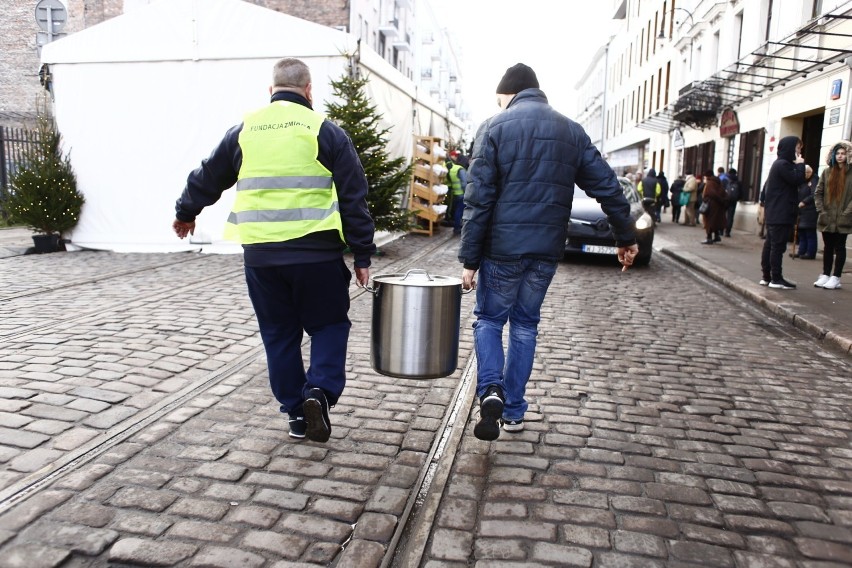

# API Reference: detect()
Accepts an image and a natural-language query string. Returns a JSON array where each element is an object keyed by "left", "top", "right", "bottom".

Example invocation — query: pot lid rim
[{"left": 372, "top": 272, "right": 463, "bottom": 286}]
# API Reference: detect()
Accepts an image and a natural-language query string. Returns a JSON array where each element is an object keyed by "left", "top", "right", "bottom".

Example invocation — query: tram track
[{"left": 0, "top": 232, "right": 461, "bottom": 519}]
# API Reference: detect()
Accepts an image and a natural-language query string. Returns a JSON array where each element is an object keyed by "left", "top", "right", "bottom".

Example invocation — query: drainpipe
[{"left": 844, "top": 60, "right": 852, "bottom": 141}]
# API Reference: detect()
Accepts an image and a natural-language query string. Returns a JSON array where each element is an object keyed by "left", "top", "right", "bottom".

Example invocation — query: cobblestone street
[{"left": 0, "top": 226, "right": 850, "bottom": 567}]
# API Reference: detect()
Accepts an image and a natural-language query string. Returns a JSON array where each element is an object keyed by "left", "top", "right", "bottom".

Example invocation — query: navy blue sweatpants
[{"left": 244, "top": 259, "right": 352, "bottom": 416}]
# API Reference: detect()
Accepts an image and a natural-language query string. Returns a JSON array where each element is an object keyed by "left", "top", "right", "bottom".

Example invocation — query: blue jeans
[{"left": 473, "top": 258, "right": 557, "bottom": 421}]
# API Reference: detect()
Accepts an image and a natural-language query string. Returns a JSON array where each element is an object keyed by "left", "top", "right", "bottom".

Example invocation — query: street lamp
[{"left": 658, "top": 7, "right": 695, "bottom": 71}]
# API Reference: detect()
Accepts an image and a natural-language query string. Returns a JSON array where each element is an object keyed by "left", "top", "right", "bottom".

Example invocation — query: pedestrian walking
[
  {"left": 172, "top": 58, "right": 376, "bottom": 442},
  {"left": 700, "top": 170, "right": 727, "bottom": 244},
  {"left": 759, "top": 135, "right": 806, "bottom": 289},
  {"left": 795, "top": 165, "right": 817, "bottom": 259},
  {"left": 724, "top": 168, "right": 742, "bottom": 237},
  {"left": 682, "top": 172, "right": 698, "bottom": 226},
  {"left": 638, "top": 168, "right": 662, "bottom": 220},
  {"left": 446, "top": 151, "right": 468, "bottom": 236},
  {"left": 669, "top": 174, "right": 685, "bottom": 223},
  {"left": 657, "top": 170, "right": 670, "bottom": 223},
  {"left": 814, "top": 141, "right": 852, "bottom": 289},
  {"left": 458, "top": 63, "right": 638, "bottom": 441}
]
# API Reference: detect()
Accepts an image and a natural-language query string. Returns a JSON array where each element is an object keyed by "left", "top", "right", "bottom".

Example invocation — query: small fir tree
[
  {"left": 325, "top": 72, "right": 411, "bottom": 233},
  {"left": 7, "top": 109, "right": 84, "bottom": 237}
]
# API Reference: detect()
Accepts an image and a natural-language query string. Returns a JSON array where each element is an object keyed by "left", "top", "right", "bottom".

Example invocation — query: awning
[{"left": 639, "top": 7, "right": 852, "bottom": 132}]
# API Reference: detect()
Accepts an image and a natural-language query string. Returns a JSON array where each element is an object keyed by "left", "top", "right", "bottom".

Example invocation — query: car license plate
[{"left": 582, "top": 245, "right": 618, "bottom": 255}]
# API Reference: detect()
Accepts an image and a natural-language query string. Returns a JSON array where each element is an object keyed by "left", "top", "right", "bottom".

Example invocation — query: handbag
[
  {"left": 698, "top": 201, "right": 709, "bottom": 214},
  {"left": 679, "top": 192, "right": 689, "bottom": 207}
]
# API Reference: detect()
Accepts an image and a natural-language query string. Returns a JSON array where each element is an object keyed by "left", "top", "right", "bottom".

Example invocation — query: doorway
[
  {"left": 737, "top": 129, "right": 766, "bottom": 202},
  {"left": 801, "top": 112, "right": 825, "bottom": 174}
]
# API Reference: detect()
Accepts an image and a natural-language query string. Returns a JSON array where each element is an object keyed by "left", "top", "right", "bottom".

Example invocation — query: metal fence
[{"left": 0, "top": 126, "right": 39, "bottom": 221}]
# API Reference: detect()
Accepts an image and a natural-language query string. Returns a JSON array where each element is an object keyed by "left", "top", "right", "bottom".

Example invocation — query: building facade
[
  {"left": 577, "top": 0, "right": 852, "bottom": 228},
  {"left": 0, "top": 0, "right": 466, "bottom": 130}
]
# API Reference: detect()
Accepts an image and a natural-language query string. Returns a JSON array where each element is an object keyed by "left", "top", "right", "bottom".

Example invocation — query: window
[
  {"left": 711, "top": 31, "right": 720, "bottom": 73},
  {"left": 811, "top": 0, "right": 823, "bottom": 18},
  {"left": 735, "top": 12, "right": 744, "bottom": 60},
  {"left": 765, "top": 0, "right": 774, "bottom": 42}
]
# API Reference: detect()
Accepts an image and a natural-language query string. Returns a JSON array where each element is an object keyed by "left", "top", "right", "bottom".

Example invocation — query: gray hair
[{"left": 272, "top": 58, "right": 311, "bottom": 92}]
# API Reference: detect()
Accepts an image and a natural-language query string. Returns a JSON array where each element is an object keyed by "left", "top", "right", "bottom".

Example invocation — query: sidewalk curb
[{"left": 659, "top": 245, "right": 852, "bottom": 357}]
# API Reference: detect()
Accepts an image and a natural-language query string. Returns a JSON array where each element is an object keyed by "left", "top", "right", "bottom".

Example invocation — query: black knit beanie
[{"left": 496, "top": 63, "right": 539, "bottom": 94}]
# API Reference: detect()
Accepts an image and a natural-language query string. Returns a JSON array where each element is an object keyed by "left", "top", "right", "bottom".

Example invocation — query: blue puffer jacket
[{"left": 458, "top": 89, "right": 635, "bottom": 269}]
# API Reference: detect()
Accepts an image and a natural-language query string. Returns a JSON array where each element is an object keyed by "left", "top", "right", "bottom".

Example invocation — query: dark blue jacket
[
  {"left": 458, "top": 89, "right": 635, "bottom": 269},
  {"left": 175, "top": 91, "right": 376, "bottom": 268},
  {"left": 764, "top": 136, "right": 806, "bottom": 225},
  {"left": 797, "top": 176, "right": 817, "bottom": 229}
]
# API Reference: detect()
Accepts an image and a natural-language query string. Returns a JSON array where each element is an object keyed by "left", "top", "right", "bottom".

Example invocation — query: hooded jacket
[
  {"left": 815, "top": 141, "right": 852, "bottom": 234},
  {"left": 638, "top": 169, "right": 661, "bottom": 201},
  {"left": 764, "top": 136, "right": 806, "bottom": 225},
  {"left": 458, "top": 88, "right": 635, "bottom": 269}
]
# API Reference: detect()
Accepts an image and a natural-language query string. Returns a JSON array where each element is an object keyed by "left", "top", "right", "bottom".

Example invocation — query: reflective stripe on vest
[
  {"left": 223, "top": 101, "right": 343, "bottom": 244},
  {"left": 447, "top": 162, "right": 463, "bottom": 195}
]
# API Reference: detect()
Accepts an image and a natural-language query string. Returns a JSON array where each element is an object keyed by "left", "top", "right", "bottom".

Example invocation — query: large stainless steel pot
[{"left": 365, "top": 269, "right": 469, "bottom": 379}]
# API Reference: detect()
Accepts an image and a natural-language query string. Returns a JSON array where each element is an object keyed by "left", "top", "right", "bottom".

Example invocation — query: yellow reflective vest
[
  {"left": 447, "top": 162, "right": 464, "bottom": 196},
  {"left": 224, "top": 102, "right": 344, "bottom": 244}
]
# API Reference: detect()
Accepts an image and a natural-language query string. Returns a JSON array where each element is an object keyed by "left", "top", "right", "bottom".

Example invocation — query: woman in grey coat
[{"left": 814, "top": 141, "right": 852, "bottom": 289}]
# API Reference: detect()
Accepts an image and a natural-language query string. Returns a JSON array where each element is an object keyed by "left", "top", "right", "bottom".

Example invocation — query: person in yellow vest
[
  {"left": 637, "top": 168, "right": 662, "bottom": 219},
  {"left": 446, "top": 151, "right": 468, "bottom": 235},
  {"left": 172, "top": 58, "right": 375, "bottom": 443}
]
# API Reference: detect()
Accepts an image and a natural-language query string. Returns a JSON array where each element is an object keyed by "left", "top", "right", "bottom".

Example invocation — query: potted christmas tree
[{"left": 6, "top": 107, "right": 84, "bottom": 253}]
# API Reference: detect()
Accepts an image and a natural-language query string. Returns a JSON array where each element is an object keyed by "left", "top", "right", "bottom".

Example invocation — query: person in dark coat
[
  {"left": 700, "top": 170, "right": 728, "bottom": 244},
  {"left": 724, "top": 168, "right": 742, "bottom": 237},
  {"left": 795, "top": 165, "right": 817, "bottom": 259},
  {"left": 459, "top": 63, "right": 638, "bottom": 441},
  {"left": 656, "top": 171, "right": 670, "bottom": 223},
  {"left": 638, "top": 168, "right": 661, "bottom": 219},
  {"left": 760, "top": 135, "right": 806, "bottom": 289},
  {"left": 669, "top": 174, "right": 685, "bottom": 223}
]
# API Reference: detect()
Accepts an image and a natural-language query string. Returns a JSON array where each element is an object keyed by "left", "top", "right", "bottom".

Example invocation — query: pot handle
[
  {"left": 401, "top": 269, "right": 434, "bottom": 281},
  {"left": 363, "top": 282, "right": 378, "bottom": 294}
]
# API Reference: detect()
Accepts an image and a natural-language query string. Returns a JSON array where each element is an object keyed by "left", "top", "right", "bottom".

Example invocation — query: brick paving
[
  {"left": 0, "top": 231, "right": 475, "bottom": 566},
  {"left": 0, "top": 224, "right": 849, "bottom": 567},
  {"left": 415, "top": 231, "right": 852, "bottom": 567}
]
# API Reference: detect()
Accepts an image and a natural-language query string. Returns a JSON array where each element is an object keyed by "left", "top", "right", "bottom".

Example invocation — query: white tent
[{"left": 40, "top": 0, "right": 463, "bottom": 252}]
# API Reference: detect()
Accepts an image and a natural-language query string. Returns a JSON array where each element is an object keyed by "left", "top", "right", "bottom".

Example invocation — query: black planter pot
[{"left": 32, "top": 234, "right": 61, "bottom": 253}]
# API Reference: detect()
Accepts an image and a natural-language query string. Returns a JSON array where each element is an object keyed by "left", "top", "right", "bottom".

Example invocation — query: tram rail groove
[{"left": 0, "top": 231, "right": 458, "bottom": 521}]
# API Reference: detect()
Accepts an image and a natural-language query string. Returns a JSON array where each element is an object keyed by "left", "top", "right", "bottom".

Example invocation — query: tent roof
[{"left": 41, "top": 0, "right": 357, "bottom": 64}]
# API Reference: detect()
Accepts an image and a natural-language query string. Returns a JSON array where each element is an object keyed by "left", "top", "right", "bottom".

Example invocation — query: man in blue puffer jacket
[{"left": 458, "top": 63, "right": 638, "bottom": 441}]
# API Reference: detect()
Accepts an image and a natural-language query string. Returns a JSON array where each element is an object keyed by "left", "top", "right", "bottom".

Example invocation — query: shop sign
[
  {"left": 672, "top": 128, "right": 684, "bottom": 149},
  {"left": 719, "top": 108, "right": 740, "bottom": 137}
]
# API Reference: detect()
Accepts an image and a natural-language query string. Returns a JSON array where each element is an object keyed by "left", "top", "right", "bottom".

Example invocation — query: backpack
[{"left": 726, "top": 181, "right": 741, "bottom": 202}]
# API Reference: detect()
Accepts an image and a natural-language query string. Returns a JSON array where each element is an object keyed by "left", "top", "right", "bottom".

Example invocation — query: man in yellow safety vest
[{"left": 172, "top": 58, "right": 375, "bottom": 443}]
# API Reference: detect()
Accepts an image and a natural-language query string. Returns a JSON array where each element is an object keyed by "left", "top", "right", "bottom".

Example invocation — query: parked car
[{"left": 564, "top": 176, "right": 655, "bottom": 266}]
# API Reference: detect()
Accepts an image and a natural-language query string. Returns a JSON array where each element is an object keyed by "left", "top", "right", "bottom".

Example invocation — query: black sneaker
[
  {"left": 474, "top": 386, "right": 504, "bottom": 441},
  {"left": 768, "top": 278, "right": 796, "bottom": 290},
  {"left": 288, "top": 415, "right": 306, "bottom": 439},
  {"left": 303, "top": 388, "right": 331, "bottom": 443}
]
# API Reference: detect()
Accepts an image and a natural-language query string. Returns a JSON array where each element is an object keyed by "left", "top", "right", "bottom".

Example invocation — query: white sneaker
[
  {"left": 824, "top": 276, "right": 842, "bottom": 289},
  {"left": 814, "top": 274, "right": 830, "bottom": 287}
]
